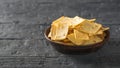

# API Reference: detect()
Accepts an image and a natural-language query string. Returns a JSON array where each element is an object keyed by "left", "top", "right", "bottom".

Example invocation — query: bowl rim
[{"left": 44, "top": 26, "right": 110, "bottom": 47}]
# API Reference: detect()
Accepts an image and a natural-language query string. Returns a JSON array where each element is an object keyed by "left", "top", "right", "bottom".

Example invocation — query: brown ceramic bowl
[{"left": 44, "top": 27, "right": 110, "bottom": 54}]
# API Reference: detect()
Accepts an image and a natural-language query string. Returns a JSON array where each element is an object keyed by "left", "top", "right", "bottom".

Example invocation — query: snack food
[{"left": 48, "top": 16, "right": 109, "bottom": 45}]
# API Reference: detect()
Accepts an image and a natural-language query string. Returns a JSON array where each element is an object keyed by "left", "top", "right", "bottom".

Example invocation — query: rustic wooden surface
[{"left": 0, "top": 0, "right": 120, "bottom": 68}]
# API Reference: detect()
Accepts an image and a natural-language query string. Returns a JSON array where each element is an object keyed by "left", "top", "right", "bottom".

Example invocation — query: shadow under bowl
[{"left": 44, "top": 27, "right": 110, "bottom": 54}]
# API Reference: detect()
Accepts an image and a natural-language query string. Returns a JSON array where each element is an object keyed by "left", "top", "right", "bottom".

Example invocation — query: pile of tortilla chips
[{"left": 48, "top": 16, "right": 109, "bottom": 45}]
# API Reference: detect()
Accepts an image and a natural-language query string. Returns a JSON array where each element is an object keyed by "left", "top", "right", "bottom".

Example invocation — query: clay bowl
[{"left": 44, "top": 27, "right": 110, "bottom": 54}]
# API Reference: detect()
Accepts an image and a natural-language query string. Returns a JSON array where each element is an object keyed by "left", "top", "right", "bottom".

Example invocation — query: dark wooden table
[{"left": 0, "top": 0, "right": 120, "bottom": 68}]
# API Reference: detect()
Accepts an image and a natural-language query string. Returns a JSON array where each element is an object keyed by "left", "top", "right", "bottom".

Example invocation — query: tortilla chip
[
  {"left": 52, "top": 16, "right": 65, "bottom": 25},
  {"left": 102, "top": 27, "right": 110, "bottom": 31},
  {"left": 67, "top": 33, "right": 84, "bottom": 45},
  {"left": 83, "top": 35, "right": 103, "bottom": 45},
  {"left": 48, "top": 16, "right": 109, "bottom": 46},
  {"left": 68, "top": 28, "right": 74, "bottom": 34},
  {"left": 75, "top": 21, "right": 102, "bottom": 34},
  {"left": 88, "top": 19, "right": 96, "bottom": 22},
  {"left": 74, "top": 29, "right": 89, "bottom": 40},
  {"left": 62, "top": 38, "right": 71, "bottom": 43},
  {"left": 48, "top": 32, "right": 51, "bottom": 37},
  {"left": 98, "top": 32, "right": 106, "bottom": 40},
  {"left": 96, "top": 29, "right": 103, "bottom": 35},
  {"left": 50, "top": 16, "right": 72, "bottom": 40},
  {"left": 50, "top": 24, "right": 57, "bottom": 40},
  {"left": 95, "top": 26, "right": 109, "bottom": 35},
  {"left": 70, "top": 16, "right": 85, "bottom": 28}
]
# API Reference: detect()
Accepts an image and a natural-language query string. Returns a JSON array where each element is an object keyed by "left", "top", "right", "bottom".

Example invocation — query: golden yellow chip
[
  {"left": 89, "top": 28, "right": 103, "bottom": 36},
  {"left": 48, "top": 32, "right": 51, "bottom": 37},
  {"left": 70, "top": 16, "right": 85, "bottom": 28},
  {"left": 74, "top": 29, "right": 89, "bottom": 40},
  {"left": 62, "top": 38, "right": 71, "bottom": 43},
  {"left": 95, "top": 27, "right": 109, "bottom": 35},
  {"left": 95, "top": 26, "right": 109, "bottom": 35},
  {"left": 50, "top": 24, "right": 57, "bottom": 40},
  {"left": 52, "top": 16, "right": 65, "bottom": 25},
  {"left": 68, "top": 28, "right": 74, "bottom": 34},
  {"left": 67, "top": 33, "right": 84, "bottom": 45},
  {"left": 98, "top": 32, "right": 106, "bottom": 40},
  {"left": 96, "top": 29, "right": 103, "bottom": 35},
  {"left": 75, "top": 20, "right": 102, "bottom": 34},
  {"left": 50, "top": 16, "right": 71, "bottom": 40},
  {"left": 93, "top": 35, "right": 103, "bottom": 42},
  {"left": 83, "top": 40, "right": 95, "bottom": 45},
  {"left": 48, "top": 16, "right": 109, "bottom": 46},
  {"left": 83, "top": 35, "right": 103, "bottom": 45},
  {"left": 88, "top": 19, "right": 96, "bottom": 22},
  {"left": 52, "top": 16, "right": 72, "bottom": 26},
  {"left": 102, "top": 27, "right": 110, "bottom": 31},
  {"left": 52, "top": 24, "right": 69, "bottom": 40}
]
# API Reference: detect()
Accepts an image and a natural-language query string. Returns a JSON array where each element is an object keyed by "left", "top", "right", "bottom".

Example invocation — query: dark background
[{"left": 0, "top": 0, "right": 120, "bottom": 68}]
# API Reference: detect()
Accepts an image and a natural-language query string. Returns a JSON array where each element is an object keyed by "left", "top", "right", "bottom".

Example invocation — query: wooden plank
[
  {"left": 0, "top": 56, "right": 45, "bottom": 68},
  {"left": 0, "top": 39, "right": 47, "bottom": 56},
  {"left": 0, "top": 0, "right": 119, "bottom": 25},
  {"left": 0, "top": 24, "right": 41, "bottom": 39},
  {"left": 0, "top": 0, "right": 119, "bottom": 68}
]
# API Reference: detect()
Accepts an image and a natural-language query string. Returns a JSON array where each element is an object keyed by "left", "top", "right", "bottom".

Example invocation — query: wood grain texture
[{"left": 0, "top": 0, "right": 119, "bottom": 68}]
